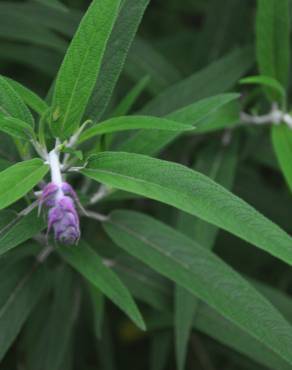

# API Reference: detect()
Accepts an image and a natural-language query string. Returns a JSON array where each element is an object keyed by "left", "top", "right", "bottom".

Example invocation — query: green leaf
[
  {"left": 0, "top": 159, "right": 49, "bottom": 210},
  {"left": 147, "top": 305, "right": 292, "bottom": 370},
  {"left": 51, "top": 0, "right": 121, "bottom": 138},
  {"left": 140, "top": 46, "right": 253, "bottom": 116},
  {"left": 59, "top": 241, "right": 145, "bottom": 330},
  {"left": 194, "top": 302, "right": 292, "bottom": 370},
  {"left": 149, "top": 331, "right": 172, "bottom": 370},
  {"left": 27, "top": 266, "right": 76, "bottom": 370},
  {"left": 174, "top": 287, "right": 198, "bottom": 370},
  {"left": 82, "top": 151, "right": 292, "bottom": 265},
  {"left": 240, "top": 75, "right": 286, "bottom": 106},
  {"left": 0, "top": 2, "right": 80, "bottom": 37},
  {"left": 195, "top": 99, "right": 240, "bottom": 134},
  {"left": 85, "top": 0, "right": 150, "bottom": 121},
  {"left": 178, "top": 140, "right": 239, "bottom": 248},
  {"left": 0, "top": 76, "right": 34, "bottom": 126},
  {"left": 111, "top": 75, "right": 150, "bottom": 117},
  {"left": 104, "top": 210, "right": 292, "bottom": 365},
  {"left": 113, "top": 255, "right": 171, "bottom": 311},
  {"left": 0, "top": 208, "right": 45, "bottom": 257},
  {"left": 175, "top": 139, "right": 239, "bottom": 370},
  {"left": 5, "top": 77, "right": 49, "bottom": 115},
  {"left": 256, "top": 0, "right": 290, "bottom": 90},
  {"left": 0, "top": 115, "right": 35, "bottom": 140},
  {"left": 60, "top": 147, "right": 83, "bottom": 161},
  {"left": 0, "top": 11, "right": 67, "bottom": 52},
  {"left": 124, "top": 37, "right": 182, "bottom": 96},
  {"left": 119, "top": 93, "right": 239, "bottom": 155},
  {"left": 78, "top": 116, "right": 193, "bottom": 144},
  {"left": 1, "top": 43, "right": 61, "bottom": 77},
  {"left": 0, "top": 259, "right": 48, "bottom": 361},
  {"left": 271, "top": 124, "right": 292, "bottom": 191},
  {"left": 87, "top": 284, "right": 105, "bottom": 339}
]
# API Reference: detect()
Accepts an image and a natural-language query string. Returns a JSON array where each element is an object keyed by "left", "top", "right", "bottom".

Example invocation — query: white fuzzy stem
[
  {"left": 48, "top": 148, "right": 63, "bottom": 187},
  {"left": 241, "top": 103, "right": 292, "bottom": 128}
]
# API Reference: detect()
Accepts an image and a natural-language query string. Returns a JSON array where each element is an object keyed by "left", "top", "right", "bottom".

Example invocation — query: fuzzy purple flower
[{"left": 40, "top": 182, "right": 80, "bottom": 245}]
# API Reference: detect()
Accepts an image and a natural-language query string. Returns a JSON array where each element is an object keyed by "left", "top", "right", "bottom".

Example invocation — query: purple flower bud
[{"left": 39, "top": 182, "right": 80, "bottom": 245}]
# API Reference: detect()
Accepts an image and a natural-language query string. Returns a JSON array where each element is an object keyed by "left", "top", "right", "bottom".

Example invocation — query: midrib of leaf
[{"left": 108, "top": 218, "right": 292, "bottom": 364}]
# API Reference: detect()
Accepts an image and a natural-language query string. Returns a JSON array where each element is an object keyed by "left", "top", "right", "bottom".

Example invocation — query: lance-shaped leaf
[
  {"left": 0, "top": 208, "right": 46, "bottom": 257},
  {"left": 112, "top": 75, "right": 150, "bottom": 117},
  {"left": 175, "top": 139, "right": 239, "bottom": 370},
  {"left": 120, "top": 94, "right": 239, "bottom": 155},
  {"left": 0, "top": 159, "right": 49, "bottom": 210},
  {"left": 0, "top": 76, "right": 34, "bottom": 126},
  {"left": 26, "top": 266, "right": 77, "bottom": 370},
  {"left": 78, "top": 116, "right": 193, "bottom": 144},
  {"left": 104, "top": 210, "right": 292, "bottom": 366},
  {"left": 240, "top": 75, "right": 286, "bottom": 106},
  {"left": 0, "top": 116, "right": 35, "bottom": 141},
  {"left": 51, "top": 0, "right": 121, "bottom": 138},
  {"left": 140, "top": 46, "right": 253, "bottom": 116},
  {"left": 81, "top": 151, "right": 292, "bottom": 265},
  {"left": 59, "top": 241, "right": 145, "bottom": 330},
  {"left": 271, "top": 124, "right": 292, "bottom": 192},
  {"left": 85, "top": 0, "right": 150, "bottom": 121},
  {"left": 0, "top": 259, "right": 48, "bottom": 361},
  {"left": 256, "top": 0, "right": 290, "bottom": 91},
  {"left": 5, "top": 77, "right": 49, "bottom": 115}
]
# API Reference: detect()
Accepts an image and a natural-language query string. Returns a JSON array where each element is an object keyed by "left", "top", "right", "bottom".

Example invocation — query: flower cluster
[{"left": 40, "top": 182, "right": 80, "bottom": 245}]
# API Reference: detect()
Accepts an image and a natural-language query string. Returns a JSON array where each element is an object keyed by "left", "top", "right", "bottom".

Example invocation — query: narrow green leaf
[
  {"left": 79, "top": 116, "right": 193, "bottom": 144},
  {"left": 175, "top": 140, "right": 239, "bottom": 370},
  {"left": 0, "top": 259, "right": 48, "bottom": 361},
  {"left": 149, "top": 331, "right": 172, "bottom": 370},
  {"left": 194, "top": 302, "right": 292, "bottom": 370},
  {"left": 195, "top": 100, "right": 240, "bottom": 134},
  {"left": 87, "top": 284, "right": 105, "bottom": 339},
  {"left": 0, "top": 2, "right": 80, "bottom": 37},
  {"left": 0, "top": 76, "right": 34, "bottom": 126},
  {"left": 28, "top": 266, "right": 76, "bottom": 370},
  {"left": 112, "top": 76, "right": 150, "bottom": 117},
  {"left": 59, "top": 241, "right": 145, "bottom": 330},
  {"left": 0, "top": 208, "right": 45, "bottom": 257},
  {"left": 33, "top": 0, "right": 69, "bottom": 12},
  {"left": 174, "top": 287, "right": 198, "bottom": 370},
  {"left": 178, "top": 140, "right": 239, "bottom": 248},
  {"left": 60, "top": 147, "right": 83, "bottom": 161},
  {"left": 240, "top": 75, "right": 286, "bottom": 105},
  {"left": 0, "top": 159, "right": 49, "bottom": 210},
  {"left": 124, "top": 37, "right": 182, "bottom": 96},
  {"left": 0, "top": 12, "right": 67, "bottom": 52},
  {"left": 120, "top": 94, "right": 239, "bottom": 155},
  {"left": 104, "top": 210, "right": 292, "bottom": 365},
  {"left": 51, "top": 0, "right": 121, "bottom": 138},
  {"left": 271, "top": 124, "right": 292, "bottom": 191},
  {"left": 140, "top": 46, "right": 253, "bottom": 116},
  {"left": 5, "top": 78, "right": 49, "bottom": 115},
  {"left": 256, "top": 0, "right": 290, "bottom": 90},
  {"left": 85, "top": 0, "right": 150, "bottom": 121},
  {"left": 82, "top": 151, "right": 292, "bottom": 265},
  {"left": 128, "top": 269, "right": 292, "bottom": 370},
  {"left": 0, "top": 116, "right": 35, "bottom": 140},
  {"left": 114, "top": 255, "right": 171, "bottom": 311}
]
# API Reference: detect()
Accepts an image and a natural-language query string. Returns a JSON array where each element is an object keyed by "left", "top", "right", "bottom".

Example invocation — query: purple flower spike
[{"left": 40, "top": 182, "right": 80, "bottom": 245}]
